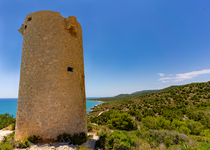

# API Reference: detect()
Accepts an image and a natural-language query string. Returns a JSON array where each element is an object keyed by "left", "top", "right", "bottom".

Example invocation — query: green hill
[
  {"left": 88, "top": 81, "right": 210, "bottom": 149},
  {"left": 90, "top": 89, "right": 158, "bottom": 102}
]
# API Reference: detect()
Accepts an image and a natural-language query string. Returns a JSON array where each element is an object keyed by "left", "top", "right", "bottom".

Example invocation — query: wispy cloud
[
  {"left": 159, "top": 69, "right": 210, "bottom": 83},
  {"left": 158, "top": 73, "right": 165, "bottom": 77}
]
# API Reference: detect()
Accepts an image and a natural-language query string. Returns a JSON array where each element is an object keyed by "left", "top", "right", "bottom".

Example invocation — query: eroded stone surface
[{"left": 15, "top": 10, "right": 87, "bottom": 141}]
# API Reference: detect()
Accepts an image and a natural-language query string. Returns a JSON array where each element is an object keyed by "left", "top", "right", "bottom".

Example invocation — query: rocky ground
[
  {"left": 0, "top": 130, "right": 14, "bottom": 141},
  {"left": 0, "top": 131, "right": 99, "bottom": 150}
]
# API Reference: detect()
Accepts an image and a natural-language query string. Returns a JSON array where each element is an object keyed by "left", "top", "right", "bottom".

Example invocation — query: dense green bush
[
  {"left": 90, "top": 111, "right": 112, "bottom": 125},
  {"left": 57, "top": 132, "right": 87, "bottom": 145},
  {"left": 57, "top": 133, "right": 71, "bottom": 142},
  {"left": 135, "top": 112, "right": 142, "bottom": 121},
  {"left": 0, "top": 132, "right": 31, "bottom": 150},
  {"left": 142, "top": 116, "right": 171, "bottom": 130},
  {"left": 128, "top": 109, "right": 136, "bottom": 116},
  {"left": 107, "top": 112, "right": 137, "bottom": 131},
  {"left": 28, "top": 135, "right": 42, "bottom": 144},
  {"left": 105, "top": 130, "right": 135, "bottom": 150},
  {"left": 164, "top": 136, "right": 173, "bottom": 148},
  {"left": 138, "top": 130, "right": 189, "bottom": 146},
  {"left": 0, "top": 113, "right": 16, "bottom": 130},
  {"left": 90, "top": 111, "right": 137, "bottom": 131},
  {"left": 142, "top": 116, "right": 205, "bottom": 136},
  {"left": 199, "top": 142, "right": 210, "bottom": 150},
  {"left": 71, "top": 132, "right": 87, "bottom": 145}
]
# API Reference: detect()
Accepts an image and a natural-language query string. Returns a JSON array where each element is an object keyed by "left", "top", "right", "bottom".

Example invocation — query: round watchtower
[{"left": 15, "top": 10, "right": 87, "bottom": 141}]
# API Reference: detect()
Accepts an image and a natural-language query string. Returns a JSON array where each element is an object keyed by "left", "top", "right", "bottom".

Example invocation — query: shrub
[
  {"left": 156, "top": 116, "right": 171, "bottom": 130},
  {"left": 107, "top": 112, "right": 137, "bottom": 131},
  {"left": 95, "top": 132, "right": 107, "bottom": 149},
  {"left": 142, "top": 116, "right": 156, "bottom": 129},
  {"left": 87, "top": 119, "right": 93, "bottom": 132},
  {"left": 0, "top": 141, "right": 14, "bottom": 150},
  {"left": 57, "top": 133, "right": 71, "bottom": 142},
  {"left": 135, "top": 113, "right": 142, "bottom": 121},
  {"left": 57, "top": 132, "right": 87, "bottom": 145},
  {"left": 0, "top": 132, "right": 31, "bottom": 149},
  {"left": 28, "top": 135, "right": 42, "bottom": 144},
  {"left": 201, "top": 129, "right": 210, "bottom": 138},
  {"left": 199, "top": 142, "right": 210, "bottom": 150},
  {"left": 0, "top": 113, "right": 16, "bottom": 130},
  {"left": 178, "top": 126, "right": 191, "bottom": 135},
  {"left": 105, "top": 130, "right": 135, "bottom": 150},
  {"left": 71, "top": 132, "right": 87, "bottom": 145},
  {"left": 21, "top": 137, "right": 31, "bottom": 148},
  {"left": 190, "top": 135, "right": 210, "bottom": 143},
  {"left": 128, "top": 109, "right": 136, "bottom": 116},
  {"left": 164, "top": 136, "right": 173, "bottom": 148},
  {"left": 185, "top": 120, "right": 204, "bottom": 135},
  {"left": 138, "top": 129, "right": 189, "bottom": 147},
  {"left": 90, "top": 111, "right": 112, "bottom": 125}
]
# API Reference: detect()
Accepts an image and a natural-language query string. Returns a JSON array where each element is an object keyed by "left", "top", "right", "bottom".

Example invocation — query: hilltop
[
  {"left": 87, "top": 81, "right": 210, "bottom": 149},
  {"left": 90, "top": 89, "right": 158, "bottom": 102}
]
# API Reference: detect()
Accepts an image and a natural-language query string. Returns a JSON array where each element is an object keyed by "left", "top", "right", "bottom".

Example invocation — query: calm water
[{"left": 0, "top": 98, "right": 102, "bottom": 118}]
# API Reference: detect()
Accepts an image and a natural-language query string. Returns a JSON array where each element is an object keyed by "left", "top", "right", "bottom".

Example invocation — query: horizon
[
  {"left": 1, "top": 1, "right": 210, "bottom": 98},
  {"left": 0, "top": 80, "right": 209, "bottom": 99}
]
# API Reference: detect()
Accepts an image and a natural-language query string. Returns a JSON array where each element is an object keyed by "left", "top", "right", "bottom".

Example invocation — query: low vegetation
[
  {"left": 0, "top": 132, "right": 88, "bottom": 150},
  {"left": 88, "top": 81, "right": 210, "bottom": 149},
  {"left": 1, "top": 81, "right": 210, "bottom": 149},
  {"left": 0, "top": 113, "right": 15, "bottom": 130},
  {"left": 28, "top": 135, "right": 42, "bottom": 144},
  {"left": 57, "top": 132, "right": 87, "bottom": 145},
  {"left": 0, "top": 132, "right": 31, "bottom": 150}
]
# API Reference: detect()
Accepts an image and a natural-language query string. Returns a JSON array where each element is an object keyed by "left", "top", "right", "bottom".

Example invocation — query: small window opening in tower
[
  {"left": 25, "top": 25, "right": 27, "bottom": 29},
  {"left": 67, "top": 67, "right": 73, "bottom": 72},
  {"left": 27, "top": 17, "right": 32, "bottom": 21}
]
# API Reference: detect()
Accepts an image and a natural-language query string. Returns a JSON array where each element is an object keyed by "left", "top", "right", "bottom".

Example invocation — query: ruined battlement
[{"left": 15, "top": 10, "right": 87, "bottom": 141}]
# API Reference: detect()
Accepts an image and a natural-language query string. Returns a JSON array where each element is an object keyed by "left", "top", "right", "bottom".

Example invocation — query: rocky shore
[{"left": 87, "top": 102, "right": 103, "bottom": 113}]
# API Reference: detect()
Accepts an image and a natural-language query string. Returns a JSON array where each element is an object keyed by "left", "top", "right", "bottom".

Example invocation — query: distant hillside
[
  {"left": 90, "top": 89, "right": 158, "bottom": 102},
  {"left": 87, "top": 81, "right": 210, "bottom": 149},
  {"left": 89, "top": 81, "right": 210, "bottom": 115},
  {"left": 131, "top": 90, "right": 158, "bottom": 95}
]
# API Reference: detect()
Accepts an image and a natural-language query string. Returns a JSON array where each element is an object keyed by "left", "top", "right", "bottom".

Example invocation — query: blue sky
[{"left": 0, "top": 0, "right": 210, "bottom": 98}]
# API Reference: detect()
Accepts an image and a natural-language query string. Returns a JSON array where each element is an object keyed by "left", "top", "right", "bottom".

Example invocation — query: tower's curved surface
[{"left": 15, "top": 10, "right": 87, "bottom": 140}]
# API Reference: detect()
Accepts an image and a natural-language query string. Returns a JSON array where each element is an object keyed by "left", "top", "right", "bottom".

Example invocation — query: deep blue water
[{"left": 0, "top": 98, "right": 102, "bottom": 118}]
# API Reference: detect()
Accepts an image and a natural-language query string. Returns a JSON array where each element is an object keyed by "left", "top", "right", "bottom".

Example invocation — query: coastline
[
  {"left": 86, "top": 100, "right": 104, "bottom": 113},
  {"left": 86, "top": 99, "right": 105, "bottom": 103},
  {"left": 0, "top": 99, "right": 104, "bottom": 117}
]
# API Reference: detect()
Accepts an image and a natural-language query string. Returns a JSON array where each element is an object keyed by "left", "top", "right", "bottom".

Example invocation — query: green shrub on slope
[
  {"left": 0, "top": 113, "right": 16, "bottom": 130},
  {"left": 91, "top": 111, "right": 137, "bottom": 131},
  {"left": 105, "top": 130, "right": 135, "bottom": 150},
  {"left": 107, "top": 112, "right": 137, "bottom": 131}
]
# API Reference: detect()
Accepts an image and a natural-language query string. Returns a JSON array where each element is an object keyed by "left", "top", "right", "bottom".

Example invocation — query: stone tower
[{"left": 15, "top": 10, "right": 87, "bottom": 141}]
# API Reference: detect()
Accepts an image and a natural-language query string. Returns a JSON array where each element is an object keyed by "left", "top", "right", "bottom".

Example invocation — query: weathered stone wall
[{"left": 15, "top": 10, "right": 87, "bottom": 141}]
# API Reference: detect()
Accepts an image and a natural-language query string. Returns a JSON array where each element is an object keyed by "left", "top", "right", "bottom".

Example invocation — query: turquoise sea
[{"left": 0, "top": 98, "right": 102, "bottom": 118}]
